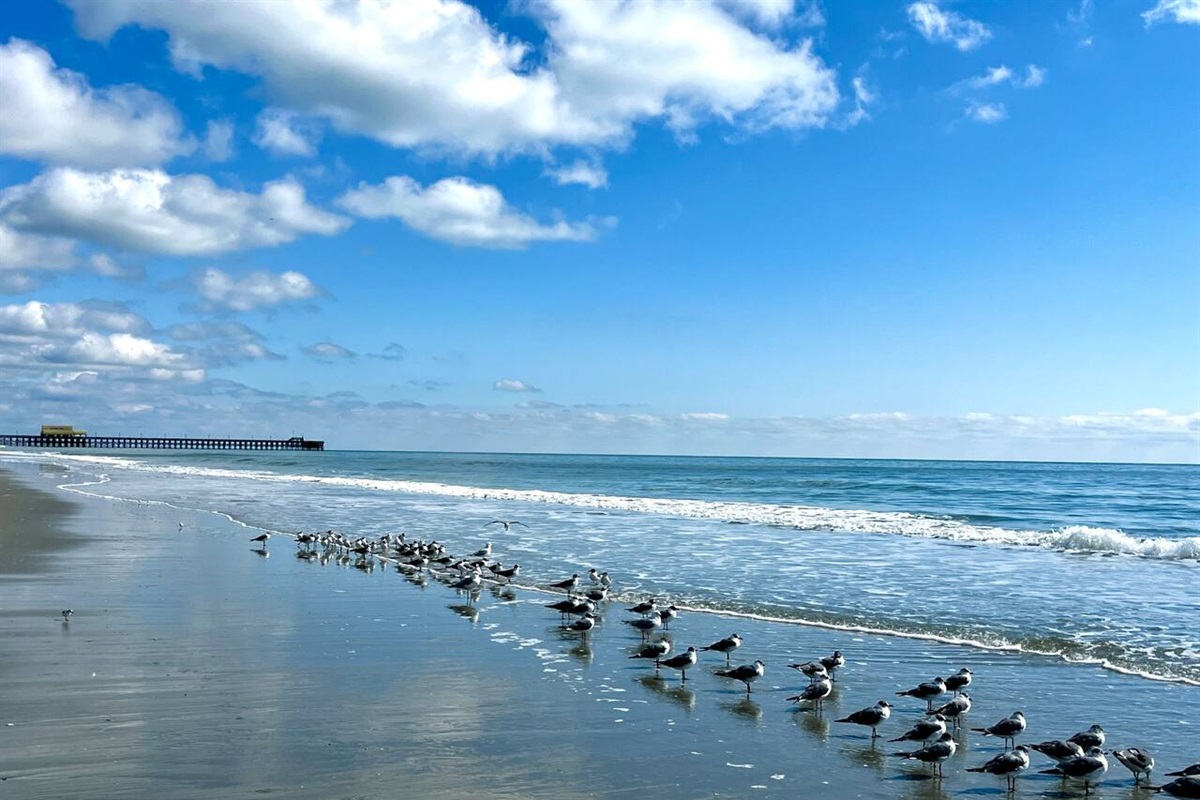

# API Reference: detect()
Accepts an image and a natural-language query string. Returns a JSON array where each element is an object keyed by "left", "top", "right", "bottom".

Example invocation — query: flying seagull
[{"left": 485, "top": 520, "right": 527, "bottom": 531}]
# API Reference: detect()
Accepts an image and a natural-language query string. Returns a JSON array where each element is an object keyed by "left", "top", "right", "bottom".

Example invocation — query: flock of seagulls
[{"left": 247, "top": 523, "right": 1199, "bottom": 798}]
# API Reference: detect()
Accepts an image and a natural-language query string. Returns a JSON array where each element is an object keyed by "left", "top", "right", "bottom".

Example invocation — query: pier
[{"left": 0, "top": 434, "right": 324, "bottom": 451}]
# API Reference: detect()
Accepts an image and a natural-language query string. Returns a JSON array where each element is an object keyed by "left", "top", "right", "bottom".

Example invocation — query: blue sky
[{"left": 0, "top": 0, "right": 1197, "bottom": 462}]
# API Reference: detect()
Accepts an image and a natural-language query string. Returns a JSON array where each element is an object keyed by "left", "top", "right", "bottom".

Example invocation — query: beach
[{"left": 1, "top": 459, "right": 1198, "bottom": 799}]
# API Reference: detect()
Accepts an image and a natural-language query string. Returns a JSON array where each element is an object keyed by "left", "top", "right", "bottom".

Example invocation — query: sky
[{"left": 0, "top": 0, "right": 1197, "bottom": 462}]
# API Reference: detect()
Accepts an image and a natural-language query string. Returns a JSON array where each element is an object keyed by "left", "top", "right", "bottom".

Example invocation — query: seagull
[
  {"left": 598, "top": 571, "right": 613, "bottom": 589},
  {"left": 835, "top": 700, "right": 894, "bottom": 738},
  {"left": 972, "top": 711, "right": 1027, "bottom": 749},
  {"left": 1030, "top": 740, "right": 1086, "bottom": 762},
  {"left": 890, "top": 714, "right": 947, "bottom": 744},
  {"left": 894, "top": 732, "right": 957, "bottom": 777},
  {"left": 485, "top": 520, "right": 527, "bottom": 531},
  {"left": 450, "top": 570, "right": 482, "bottom": 592},
  {"left": 549, "top": 573, "right": 580, "bottom": 593},
  {"left": 945, "top": 667, "right": 972, "bottom": 695},
  {"left": 493, "top": 564, "right": 520, "bottom": 583},
  {"left": 659, "top": 646, "right": 699, "bottom": 682},
  {"left": 1068, "top": 724, "right": 1107, "bottom": 751},
  {"left": 820, "top": 650, "right": 846, "bottom": 681},
  {"left": 583, "top": 586, "right": 609, "bottom": 602},
  {"left": 630, "top": 639, "right": 672, "bottom": 668},
  {"left": 1154, "top": 776, "right": 1200, "bottom": 798},
  {"left": 701, "top": 633, "right": 743, "bottom": 663},
  {"left": 625, "top": 616, "right": 661, "bottom": 637},
  {"left": 967, "top": 745, "right": 1031, "bottom": 792},
  {"left": 715, "top": 660, "right": 765, "bottom": 695},
  {"left": 626, "top": 599, "right": 658, "bottom": 616},
  {"left": 588, "top": 568, "right": 603, "bottom": 585},
  {"left": 1113, "top": 748, "right": 1155, "bottom": 783},
  {"left": 61, "top": 609, "right": 73, "bottom": 621},
  {"left": 787, "top": 677, "right": 833, "bottom": 710},
  {"left": 470, "top": 543, "right": 492, "bottom": 558},
  {"left": 926, "top": 692, "right": 971, "bottom": 724},
  {"left": 1166, "top": 765, "right": 1200, "bottom": 777},
  {"left": 787, "top": 661, "right": 829, "bottom": 683},
  {"left": 561, "top": 613, "right": 596, "bottom": 638},
  {"left": 250, "top": 532, "right": 270, "bottom": 544},
  {"left": 657, "top": 605, "right": 679, "bottom": 630},
  {"left": 1039, "top": 747, "right": 1108, "bottom": 797},
  {"left": 897, "top": 677, "right": 947, "bottom": 710}
]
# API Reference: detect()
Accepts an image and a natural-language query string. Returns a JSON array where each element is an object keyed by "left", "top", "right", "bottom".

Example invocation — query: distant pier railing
[{"left": 0, "top": 435, "right": 324, "bottom": 451}]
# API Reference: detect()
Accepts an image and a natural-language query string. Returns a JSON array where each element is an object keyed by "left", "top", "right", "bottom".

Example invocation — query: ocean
[{"left": 2, "top": 449, "right": 1197, "bottom": 685}]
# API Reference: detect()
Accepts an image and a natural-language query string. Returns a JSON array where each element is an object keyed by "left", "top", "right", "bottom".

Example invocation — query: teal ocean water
[{"left": 3, "top": 449, "right": 1197, "bottom": 683}]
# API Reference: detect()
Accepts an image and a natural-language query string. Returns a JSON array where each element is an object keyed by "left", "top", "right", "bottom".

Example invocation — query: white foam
[{"left": 11, "top": 450, "right": 1194, "bottom": 561}]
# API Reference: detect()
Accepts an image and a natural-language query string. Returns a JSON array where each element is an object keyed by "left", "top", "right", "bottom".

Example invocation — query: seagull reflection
[
  {"left": 489, "top": 585, "right": 518, "bottom": 602},
  {"left": 637, "top": 674, "right": 696, "bottom": 712},
  {"left": 843, "top": 741, "right": 887, "bottom": 771},
  {"left": 448, "top": 603, "right": 480, "bottom": 624},
  {"left": 794, "top": 706, "right": 831, "bottom": 742},
  {"left": 566, "top": 641, "right": 593, "bottom": 664},
  {"left": 720, "top": 696, "right": 763, "bottom": 724},
  {"left": 402, "top": 571, "right": 428, "bottom": 588},
  {"left": 900, "top": 775, "right": 951, "bottom": 800},
  {"left": 252, "top": 547, "right": 269, "bottom": 558}
]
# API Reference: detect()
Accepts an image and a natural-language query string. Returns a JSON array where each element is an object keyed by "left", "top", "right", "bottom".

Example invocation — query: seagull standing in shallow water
[
  {"left": 890, "top": 714, "right": 946, "bottom": 744},
  {"left": 701, "top": 633, "right": 743, "bottom": 663},
  {"left": 967, "top": 745, "right": 1031, "bottom": 791},
  {"left": 945, "top": 667, "right": 972, "bottom": 695},
  {"left": 1039, "top": 747, "right": 1108, "bottom": 797},
  {"left": 836, "top": 700, "right": 894, "bottom": 739},
  {"left": 894, "top": 732, "right": 957, "bottom": 778},
  {"left": 787, "top": 677, "right": 833, "bottom": 710},
  {"left": 1113, "top": 748, "right": 1155, "bottom": 783},
  {"left": 630, "top": 639, "right": 671, "bottom": 669},
  {"left": 715, "top": 660, "right": 765, "bottom": 695},
  {"left": 659, "top": 647, "right": 698, "bottom": 682},
  {"left": 972, "top": 711, "right": 1027, "bottom": 750},
  {"left": 250, "top": 532, "right": 270, "bottom": 544}
]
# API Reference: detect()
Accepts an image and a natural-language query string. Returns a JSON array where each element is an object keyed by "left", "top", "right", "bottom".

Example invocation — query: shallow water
[
  {"left": 2, "top": 461, "right": 1198, "bottom": 800},
  {"left": 2, "top": 449, "right": 1197, "bottom": 686}
]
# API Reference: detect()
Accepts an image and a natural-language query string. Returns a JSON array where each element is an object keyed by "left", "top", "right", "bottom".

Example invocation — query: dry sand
[{"left": 1, "top": 463, "right": 1197, "bottom": 799}]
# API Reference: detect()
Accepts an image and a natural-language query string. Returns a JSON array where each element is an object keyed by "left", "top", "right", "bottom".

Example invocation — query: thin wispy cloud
[{"left": 906, "top": 1, "right": 992, "bottom": 51}]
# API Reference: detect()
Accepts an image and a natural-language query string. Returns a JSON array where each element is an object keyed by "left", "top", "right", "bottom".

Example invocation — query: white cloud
[
  {"left": 0, "top": 224, "right": 77, "bottom": 272},
  {"left": 718, "top": 0, "right": 806, "bottom": 28},
  {"left": 202, "top": 119, "right": 235, "bottom": 162},
  {"left": 339, "top": 175, "right": 602, "bottom": 248},
  {"left": 0, "top": 168, "right": 349, "bottom": 256},
  {"left": 965, "top": 101, "right": 1007, "bottom": 124},
  {"left": 1143, "top": 0, "right": 1200, "bottom": 25},
  {"left": 253, "top": 109, "right": 320, "bottom": 157},
  {"left": 906, "top": 2, "right": 992, "bottom": 51},
  {"left": 302, "top": 341, "right": 357, "bottom": 361},
  {"left": 0, "top": 39, "right": 194, "bottom": 168},
  {"left": 681, "top": 412, "right": 729, "bottom": 421},
  {"left": 547, "top": 159, "right": 608, "bottom": 189},
  {"left": 193, "top": 267, "right": 322, "bottom": 312},
  {"left": 842, "top": 70, "right": 877, "bottom": 127},
  {"left": 494, "top": 378, "right": 541, "bottom": 392},
  {"left": 68, "top": 0, "right": 840, "bottom": 156},
  {"left": 0, "top": 300, "right": 147, "bottom": 339},
  {"left": 957, "top": 64, "right": 1045, "bottom": 91}
]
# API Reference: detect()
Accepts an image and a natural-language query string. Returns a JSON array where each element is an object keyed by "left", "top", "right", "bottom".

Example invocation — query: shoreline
[{"left": 1, "top": 458, "right": 1197, "bottom": 799}]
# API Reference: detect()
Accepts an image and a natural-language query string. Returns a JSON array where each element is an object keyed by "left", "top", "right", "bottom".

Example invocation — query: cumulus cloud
[
  {"left": 192, "top": 267, "right": 322, "bottom": 312},
  {"left": 0, "top": 39, "right": 194, "bottom": 168},
  {"left": 339, "top": 175, "right": 602, "bottom": 248},
  {"left": 202, "top": 119, "right": 235, "bottom": 162},
  {"left": 906, "top": 2, "right": 992, "bottom": 51},
  {"left": 965, "top": 101, "right": 1007, "bottom": 124},
  {"left": 253, "top": 108, "right": 320, "bottom": 157},
  {"left": 68, "top": 0, "right": 840, "bottom": 156},
  {"left": 0, "top": 224, "right": 79, "bottom": 291},
  {"left": 1143, "top": 0, "right": 1200, "bottom": 25},
  {"left": 0, "top": 168, "right": 349, "bottom": 256},
  {"left": 0, "top": 300, "right": 147, "bottom": 339},
  {"left": 547, "top": 159, "right": 608, "bottom": 189},
  {"left": 681, "top": 412, "right": 729, "bottom": 421},
  {"left": 302, "top": 341, "right": 357, "bottom": 361},
  {"left": 494, "top": 378, "right": 541, "bottom": 392}
]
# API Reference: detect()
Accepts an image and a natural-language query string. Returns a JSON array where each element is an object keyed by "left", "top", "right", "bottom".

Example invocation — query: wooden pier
[{"left": 0, "top": 434, "right": 324, "bottom": 451}]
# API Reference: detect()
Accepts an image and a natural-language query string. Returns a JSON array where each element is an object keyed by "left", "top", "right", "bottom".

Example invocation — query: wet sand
[{"left": 0, "top": 461, "right": 1197, "bottom": 799}]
